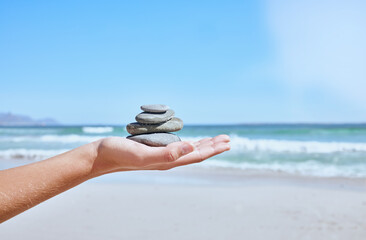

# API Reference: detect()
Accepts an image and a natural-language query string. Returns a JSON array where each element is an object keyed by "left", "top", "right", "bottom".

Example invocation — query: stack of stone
[{"left": 126, "top": 104, "right": 183, "bottom": 147}]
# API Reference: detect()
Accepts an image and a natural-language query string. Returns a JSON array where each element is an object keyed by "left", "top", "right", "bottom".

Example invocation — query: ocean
[{"left": 1, "top": 124, "right": 366, "bottom": 178}]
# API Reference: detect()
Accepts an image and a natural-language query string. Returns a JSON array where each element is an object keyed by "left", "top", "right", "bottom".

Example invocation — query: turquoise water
[{"left": 1, "top": 124, "right": 366, "bottom": 177}]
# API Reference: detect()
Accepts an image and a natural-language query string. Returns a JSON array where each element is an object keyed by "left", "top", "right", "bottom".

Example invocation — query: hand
[
  {"left": 90, "top": 135, "right": 231, "bottom": 176},
  {"left": 0, "top": 134, "right": 230, "bottom": 222},
  {"left": 0, "top": 134, "right": 230, "bottom": 223}
]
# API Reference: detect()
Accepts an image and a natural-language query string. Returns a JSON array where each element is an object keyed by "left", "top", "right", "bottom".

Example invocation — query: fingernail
[{"left": 181, "top": 143, "right": 194, "bottom": 155}]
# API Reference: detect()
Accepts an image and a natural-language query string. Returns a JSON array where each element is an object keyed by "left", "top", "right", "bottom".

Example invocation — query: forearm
[{"left": 0, "top": 141, "right": 98, "bottom": 223}]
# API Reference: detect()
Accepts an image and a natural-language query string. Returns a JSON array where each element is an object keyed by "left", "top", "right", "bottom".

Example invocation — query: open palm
[{"left": 92, "top": 135, "right": 231, "bottom": 176}]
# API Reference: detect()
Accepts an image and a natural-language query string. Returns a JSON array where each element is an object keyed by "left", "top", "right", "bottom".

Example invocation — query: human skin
[{"left": 0, "top": 135, "right": 230, "bottom": 223}]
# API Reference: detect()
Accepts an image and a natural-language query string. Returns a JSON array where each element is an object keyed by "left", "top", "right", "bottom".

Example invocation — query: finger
[
  {"left": 145, "top": 141, "right": 194, "bottom": 165},
  {"left": 192, "top": 135, "right": 230, "bottom": 149},
  {"left": 142, "top": 141, "right": 230, "bottom": 170},
  {"left": 193, "top": 135, "right": 230, "bottom": 147},
  {"left": 172, "top": 141, "right": 231, "bottom": 167},
  {"left": 212, "top": 134, "right": 230, "bottom": 143},
  {"left": 142, "top": 135, "right": 230, "bottom": 169},
  {"left": 193, "top": 137, "right": 212, "bottom": 147},
  {"left": 195, "top": 139, "right": 214, "bottom": 148}
]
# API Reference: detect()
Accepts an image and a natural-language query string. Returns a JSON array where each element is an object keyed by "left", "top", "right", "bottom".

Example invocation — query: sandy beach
[{"left": 1, "top": 167, "right": 365, "bottom": 240}]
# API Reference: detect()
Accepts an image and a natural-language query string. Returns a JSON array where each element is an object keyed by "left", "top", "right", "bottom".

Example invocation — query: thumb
[{"left": 150, "top": 141, "right": 194, "bottom": 163}]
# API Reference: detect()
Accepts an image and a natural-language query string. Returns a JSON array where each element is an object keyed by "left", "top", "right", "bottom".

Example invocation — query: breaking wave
[
  {"left": 202, "top": 159, "right": 366, "bottom": 178},
  {"left": 82, "top": 127, "right": 114, "bottom": 134},
  {"left": 182, "top": 135, "right": 366, "bottom": 154},
  {"left": 0, "top": 149, "right": 69, "bottom": 160},
  {"left": 1, "top": 134, "right": 365, "bottom": 178},
  {"left": 0, "top": 134, "right": 106, "bottom": 143}
]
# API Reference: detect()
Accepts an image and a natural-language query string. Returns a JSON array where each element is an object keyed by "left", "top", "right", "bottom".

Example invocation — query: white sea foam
[
  {"left": 1, "top": 133, "right": 366, "bottom": 162},
  {"left": 1, "top": 147, "right": 364, "bottom": 177},
  {"left": 202, "top": 159, "right": 366, "bottom": 178},
  {"left": 1, "top": 135, "right": 366, "bottom": 153},
  {"left": 0, "top": 149, "right": 69, "bottom": 160},
  {"left": 82, "top": 127, "right": 114, "bottom": 134},
  {"left": 0, "top": 134, "right": 106, "bottom": 143},
  {"left": 182, "top": 136, "right": 366, "bottom": 153},
  {"left": 39, "top": 134, "right": 104, "bottom": 143}
]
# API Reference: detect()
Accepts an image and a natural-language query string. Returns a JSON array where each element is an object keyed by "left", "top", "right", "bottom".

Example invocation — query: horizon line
[{"left": 1, "top": 122, "right": 366, "bottom": 127}]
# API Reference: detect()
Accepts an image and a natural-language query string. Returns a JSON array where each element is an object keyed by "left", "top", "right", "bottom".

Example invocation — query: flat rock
[
  {"left": 135, "top": 109, "right": 174, "bottom": 124},
  {"left": 141, "top": 104, "right": 169, "bottom": 113},
  {"left": 127, "top": 133, "right": 181, "bottom": 147},
  {"left": 127, "top": 117, "right": 183, "bottom": 135}
]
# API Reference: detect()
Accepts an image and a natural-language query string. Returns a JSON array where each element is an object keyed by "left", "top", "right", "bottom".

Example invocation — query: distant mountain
[{"left": 0, "top": 112, "right": 60, "bottom": 126}]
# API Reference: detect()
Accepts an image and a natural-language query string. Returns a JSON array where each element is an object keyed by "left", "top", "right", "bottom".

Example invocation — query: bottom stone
[{"left": 127, "top": 133, "right": 181, "bottom": 147}]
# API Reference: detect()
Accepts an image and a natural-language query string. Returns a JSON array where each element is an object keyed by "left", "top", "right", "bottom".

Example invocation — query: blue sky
[{"left": 0, "top": 0, "right": 365, "bottom": 124}]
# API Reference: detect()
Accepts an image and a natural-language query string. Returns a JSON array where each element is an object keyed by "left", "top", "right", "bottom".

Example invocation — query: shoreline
[
  {"left": 2, "top": 158, "right": 366, "bottom": 190},
  {"left": 89, "top": 165, "right": 366, "bottom": 193}
]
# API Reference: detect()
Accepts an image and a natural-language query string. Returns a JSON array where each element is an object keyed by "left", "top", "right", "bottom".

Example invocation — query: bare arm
[{"left": 0, "top": 135, "right": 230, "bottom": 223}]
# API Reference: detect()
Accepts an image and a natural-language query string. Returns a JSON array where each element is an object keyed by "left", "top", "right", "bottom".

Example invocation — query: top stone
[{"left": 141, "top": 104, "right": 169, "bottom": 113}]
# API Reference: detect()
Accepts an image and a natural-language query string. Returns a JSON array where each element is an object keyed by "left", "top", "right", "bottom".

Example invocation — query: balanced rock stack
[{"left": 126, "top": 104, "right": 183, "bottom": 147}]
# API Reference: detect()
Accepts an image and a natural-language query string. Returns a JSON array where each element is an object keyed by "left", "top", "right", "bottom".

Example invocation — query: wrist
[
  {"left": 76, "top": 139, "right": 102, "bottom": 179},
  {"left": 84, "top": 138, "right": 119, "bottom": 178}
]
